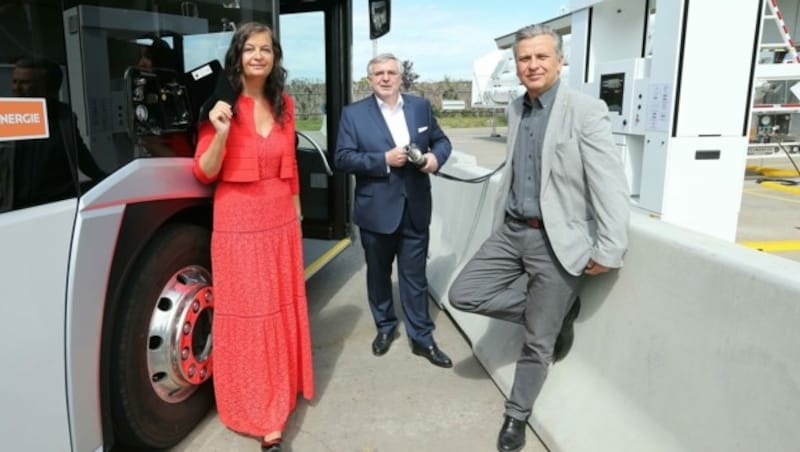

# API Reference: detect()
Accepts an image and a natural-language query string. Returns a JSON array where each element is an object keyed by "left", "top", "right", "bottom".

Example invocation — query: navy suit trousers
[{"left": 359, "top": 200, "right": 434, "bottom": 346}]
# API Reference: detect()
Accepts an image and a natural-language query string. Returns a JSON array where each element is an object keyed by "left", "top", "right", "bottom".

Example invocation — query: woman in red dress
[{"left": 193, "top": 22, "right": 314, "bottom": 452}]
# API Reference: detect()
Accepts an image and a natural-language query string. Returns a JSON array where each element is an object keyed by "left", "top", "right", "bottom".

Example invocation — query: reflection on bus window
[
  {"left": 61, "top": 2, "right": 273, "bottom": 175},
  {"left": 0, "top": 1, "right": 276, "bottom": 211},
  {"left": 0, "top": 2, "right": 106, "bottom": 213},
  {"left": 5, "top": 57, "right": 106, "bottom": 211}
]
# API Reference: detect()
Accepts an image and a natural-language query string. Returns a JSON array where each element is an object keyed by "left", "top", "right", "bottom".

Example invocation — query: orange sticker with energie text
[{"left": 0, "top": 97, "right": 49, "bottom": 142}]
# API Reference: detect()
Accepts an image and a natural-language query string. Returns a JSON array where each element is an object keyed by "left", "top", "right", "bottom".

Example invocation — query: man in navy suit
[{"left": 335, "top": 53, "right": 453, "bottom": 368}]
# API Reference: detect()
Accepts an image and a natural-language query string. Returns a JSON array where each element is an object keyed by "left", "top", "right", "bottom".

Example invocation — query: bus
[{"left": 0, "top": 1, "right": 386, "bottom": 450}]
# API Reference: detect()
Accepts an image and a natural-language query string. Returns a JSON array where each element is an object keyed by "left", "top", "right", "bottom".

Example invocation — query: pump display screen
[{"left": 600, "top": 72, "right": 625, "bottom": 114}]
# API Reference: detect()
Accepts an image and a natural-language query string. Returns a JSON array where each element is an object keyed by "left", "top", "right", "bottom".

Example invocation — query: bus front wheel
[{"left": 111, "top": 223, "right": 215, "bottom": 449}]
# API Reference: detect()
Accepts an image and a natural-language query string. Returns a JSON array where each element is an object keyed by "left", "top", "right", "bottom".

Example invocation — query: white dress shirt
[{"left": 376, "top": 94, "right": 410, "bottom": 148}]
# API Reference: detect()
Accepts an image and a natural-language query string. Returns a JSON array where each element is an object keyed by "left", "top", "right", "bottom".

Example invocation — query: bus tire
[{"left": 111, "top": 223, "right": 214, "bottom": 449}]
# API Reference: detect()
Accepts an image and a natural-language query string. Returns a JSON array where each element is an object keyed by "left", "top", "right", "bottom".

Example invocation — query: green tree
[
  {"left": 401, "top": 60, "right": 420, "bottom": 92},
  {"left": 440, "top": 75, "right": 457, "bottom": 99}
]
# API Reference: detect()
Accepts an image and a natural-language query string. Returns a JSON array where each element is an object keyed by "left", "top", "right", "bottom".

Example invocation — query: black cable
[
  {"left": 778, "top": 141, "right": 800, "bottom": 176},
  {"left": 755, "top": 177, "right": 799, "bottom": 186},
  {"left": 756, "top": 135, "right": 800, "bottom": 186},
  {"left": 435, "top": 161, "right": 506, "bottom": 184},
  {"left": 776, "top": 139, "right": 800, "bottom": 177}
]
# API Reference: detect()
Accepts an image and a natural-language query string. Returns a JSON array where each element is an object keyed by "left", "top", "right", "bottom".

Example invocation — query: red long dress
[{"left": 193, "top": 94, "right": 314, "bottom": 436}]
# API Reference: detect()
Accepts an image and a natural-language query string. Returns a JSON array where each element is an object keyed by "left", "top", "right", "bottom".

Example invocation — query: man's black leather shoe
[
  {"left": 372, "top": 331, "right": 398, "bottom": 356},
  {"left": 410, "top": 341, "right": 453, "bottom": 368},
  {"left": 553, "top": 296, "right": 581, "bottom": 362},
  {"left": 497, "top": 415, "right": 526, "bottom": 452}
]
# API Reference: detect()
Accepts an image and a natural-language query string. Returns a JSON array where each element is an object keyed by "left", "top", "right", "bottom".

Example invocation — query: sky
[{"left": 282, "top": 0, "right": 566, "bottom": 82}]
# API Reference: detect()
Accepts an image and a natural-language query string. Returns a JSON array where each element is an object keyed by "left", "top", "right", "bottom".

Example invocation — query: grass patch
[
  {"left": 296, "top": 118, "right": 323, "bottom": 131},
  {"left": 437, "top": 115, "right": 507, "bottom": 128}
]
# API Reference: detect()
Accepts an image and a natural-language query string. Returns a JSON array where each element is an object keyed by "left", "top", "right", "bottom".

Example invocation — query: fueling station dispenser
[{"left": 567, "top": 0, "right": 762, "bottom": 241}]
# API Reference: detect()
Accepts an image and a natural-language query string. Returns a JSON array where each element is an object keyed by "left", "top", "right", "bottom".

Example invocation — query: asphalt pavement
[{"left": 169, "top": 239, "right": 548, "bottom": 452}]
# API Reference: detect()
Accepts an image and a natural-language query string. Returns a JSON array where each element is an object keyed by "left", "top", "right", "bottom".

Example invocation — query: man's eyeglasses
[{"left": 370, "top": 70, "right": 399, "bottom": 78}]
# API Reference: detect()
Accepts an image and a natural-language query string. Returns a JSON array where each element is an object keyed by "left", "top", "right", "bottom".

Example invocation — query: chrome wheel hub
[{"left": 146, "top": 265, "right": 213, "bottom": 403}]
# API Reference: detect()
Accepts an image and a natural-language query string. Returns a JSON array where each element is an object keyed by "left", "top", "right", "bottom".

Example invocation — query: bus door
[
  {"left": 0, "top": 2, "right": 103, "bottom": 451},
  {"left": 279, "top": 0, "right": 355, "bottom": 276}
]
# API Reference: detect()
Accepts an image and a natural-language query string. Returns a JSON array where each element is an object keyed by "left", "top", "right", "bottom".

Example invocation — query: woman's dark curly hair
[{"left": 223, "top": 22, "right": 288, "bottom": 123}]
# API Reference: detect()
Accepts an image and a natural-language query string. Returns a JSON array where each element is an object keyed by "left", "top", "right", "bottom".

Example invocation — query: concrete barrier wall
[{"left": 429, "top": 151, "right": 800, "bottom": 452}]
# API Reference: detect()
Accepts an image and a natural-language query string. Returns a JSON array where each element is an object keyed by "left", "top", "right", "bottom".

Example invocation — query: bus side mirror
[{"left": 368, "top": 0, "right": 390, "bottom": 39}]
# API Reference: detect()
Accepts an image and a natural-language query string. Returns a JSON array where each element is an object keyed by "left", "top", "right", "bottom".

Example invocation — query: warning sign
[{"left": 0, "top": 97, "right": 49, "bottom": 142}]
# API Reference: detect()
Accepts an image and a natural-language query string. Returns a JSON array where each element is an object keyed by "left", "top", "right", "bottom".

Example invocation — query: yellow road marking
[
  {"left": 757, "top": 181, "right": 800, "bottom": 195},
  {"left": 746, "top": 164, "right": 800, "bottom": 176},
  {"left": 739, "top": 240, "right": 800, "bottom": 252},
  {"left": 746, "top": 165, "right": 800, "bottom": 178},
  {"left": 304, "top": 238, "right": 352, "bottom": 280}
]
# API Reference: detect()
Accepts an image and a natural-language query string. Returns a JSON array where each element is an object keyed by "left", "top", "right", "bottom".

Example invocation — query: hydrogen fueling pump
[{"left": 567, "top": 0, "right": 761, "bottom": 241}]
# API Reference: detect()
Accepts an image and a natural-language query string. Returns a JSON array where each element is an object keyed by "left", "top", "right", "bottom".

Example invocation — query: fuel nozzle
[{"left": 403, "top": 143, "right": 427, "bottom": 168}]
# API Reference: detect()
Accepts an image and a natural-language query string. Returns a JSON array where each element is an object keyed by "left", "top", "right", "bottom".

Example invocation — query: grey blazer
[{"left": 493, "top": 85, "right": 630, "bottom": 276}]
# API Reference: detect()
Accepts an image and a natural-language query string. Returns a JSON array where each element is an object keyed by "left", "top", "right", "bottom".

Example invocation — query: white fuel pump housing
[{"left": 569, "top": 0, "right": 761, "bottom": 241}]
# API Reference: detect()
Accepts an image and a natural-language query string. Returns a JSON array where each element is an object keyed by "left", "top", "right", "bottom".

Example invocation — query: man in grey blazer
[{"left": 448, "top": 25, "right": 629, "bottom": 452}]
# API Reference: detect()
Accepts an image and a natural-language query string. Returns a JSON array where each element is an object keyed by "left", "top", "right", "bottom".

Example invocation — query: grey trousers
[{"left": 448, "top": 219, "right": 581, "bottom": 421}]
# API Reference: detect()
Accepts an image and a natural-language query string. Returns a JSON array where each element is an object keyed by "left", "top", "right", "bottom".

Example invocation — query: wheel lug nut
[
  {"left": 188, "top": 364, "right": 196, "bottom": 377},
  {"left": 200, "top": 368, "right": 207, "bottom": 378},
  {"left": 183, "top": 322, "right": 191, "bottom": 334},
  {"left": 181, "top": 347, "right": 190, "bottom": 360},
  {"left": 192, "top": 301, "right": 200, "bottom": 312}
]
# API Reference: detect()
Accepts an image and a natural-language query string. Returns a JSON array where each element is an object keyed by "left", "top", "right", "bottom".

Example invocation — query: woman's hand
[
  {"left": 293, "top": 195, "right": 303, "bottom": 225},
  {"left": 209, "top": 100, "right": 233, "bottom": 135}
]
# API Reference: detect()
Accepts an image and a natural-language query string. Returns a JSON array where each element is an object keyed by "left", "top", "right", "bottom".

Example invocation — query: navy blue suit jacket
[{"left": 335, "top": 94, "right": 452, "bottom": 234}]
